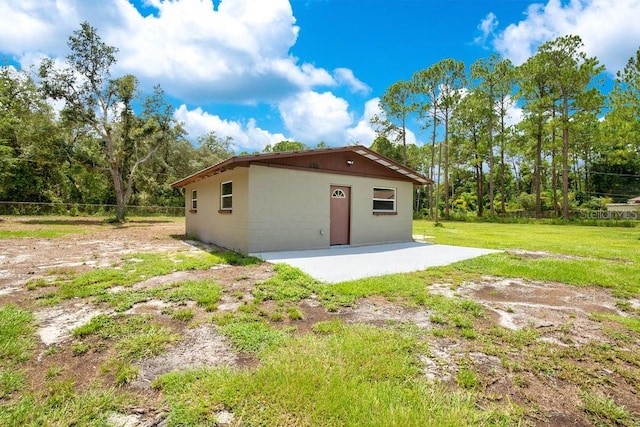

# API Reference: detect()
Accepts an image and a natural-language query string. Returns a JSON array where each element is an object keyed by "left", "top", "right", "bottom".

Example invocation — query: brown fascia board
[{"left": 170, "top": 145, "right": 432, "bottom": 188}]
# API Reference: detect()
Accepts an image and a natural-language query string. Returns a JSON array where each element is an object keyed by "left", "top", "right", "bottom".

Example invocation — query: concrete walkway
[{"left": 251, "top": 241, "right": 499, "bottom": 283}]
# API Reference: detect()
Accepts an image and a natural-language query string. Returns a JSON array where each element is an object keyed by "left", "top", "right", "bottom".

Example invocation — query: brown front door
[{"left": 330, "top": 185, "right": 350, "bottom": 245}]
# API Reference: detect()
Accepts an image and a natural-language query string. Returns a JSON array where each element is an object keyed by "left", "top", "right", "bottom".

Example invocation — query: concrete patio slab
[{"left": 251, "top": 241, "right": 499, "bottom": 283}]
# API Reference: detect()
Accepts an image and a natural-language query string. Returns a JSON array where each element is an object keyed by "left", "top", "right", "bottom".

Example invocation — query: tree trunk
[
  {"left": 499, "top": 103, "right": 506, "bottom": 215},
  {"left": 535, "top": 120, "right": 543, "bottom": 219},
  {"left": 488, "top": 87, "right": 495, "bottom": 217},
  {"left": 552, "top": 148, "right": 559, "bottom": 218},
  {"left": 443, "top": 109, "right": 450, "bottom": 219},
  {"left": 475, "top": 156, "right": 484, "bottom": 217},
  {"left": 551, "top": 108, "right": 559, "bottom": 218},
  {"left": 429, "top": 105, "right": 437, "bottom": 219},
  {"left": 434, "top": 139, "right": 443, "bottom": 223},
  {"left": 488, "top": 143, "right": 495, "bottom": 216},
  {"left": 561, "top": 95, "right": 570, "bottom": 218},
  {"left": 110, "top": 164, "right": 127, "bottom": 222},
  {"left": 401, "top": 114, "right": 408, "bottom": 165}
]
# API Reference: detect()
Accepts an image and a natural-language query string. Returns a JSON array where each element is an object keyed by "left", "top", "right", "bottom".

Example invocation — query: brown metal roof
[{"left": 170, "top": 145, "right": 432, "bottom": 188}]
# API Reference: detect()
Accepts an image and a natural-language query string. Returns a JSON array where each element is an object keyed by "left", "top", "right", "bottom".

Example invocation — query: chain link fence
[{"left": 0, "top": 201, "right": 184, "bottom": 217}]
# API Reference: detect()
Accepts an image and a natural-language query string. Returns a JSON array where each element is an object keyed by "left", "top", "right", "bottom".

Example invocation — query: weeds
[
  {"left": 456, "top": 366, "right": 480, "bottom": 390},
  {"left": 37, "top": 252, "right": 235, "bottom": 305},
  {"left": 217, "top": 317, "right": 290, "bottom": 354},
  {"left": 100, "top": 359, "right": 139, "bottom": 386},
  {"left": 286, "top": 306, "right": 303, "bottom": 320},
  {"left": 156, "top": 323, "right": 518, "bottom": 426},
  {"left": 0, "top": 305, "right": 35, "bottom": 365},
  {"left": 0, "top": 369, "right": 25, "bottom": 398},
  {"left": 72, "top": 313, "right": 180, "bottom": 362},
  {"left": 0, "top": 387, "right": 123, "bottom": 425},
  {"left": 172, "top": 308, "right": 194, "bottom": 322},
  {"left": 253, "top": 263, "right": 318, "bottom": 302},
  {"left": 580, "top": 391, "right": 637, "bottom": 426},
  {"left": 166, "top": 279, "right": 222, "bottom": 311}
]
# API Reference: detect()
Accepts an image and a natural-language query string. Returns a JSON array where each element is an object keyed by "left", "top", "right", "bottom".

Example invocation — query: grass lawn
[
  {"left": 1, "top": 217, "right": 638, "bottom": 426},
  {"left": 415, "top": 221, "right": 640, "bottom": 297}
]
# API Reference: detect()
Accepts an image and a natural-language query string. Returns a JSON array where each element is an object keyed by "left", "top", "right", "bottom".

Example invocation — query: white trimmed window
[
  {"left": 220, "top": 181, "right": 233, "bottom": 210},
  {"left": 191, "top": 189, "right": 198, "bottom": 211},
  {"left": 373, "top": 187, "right": 396, "bottom": 212}
]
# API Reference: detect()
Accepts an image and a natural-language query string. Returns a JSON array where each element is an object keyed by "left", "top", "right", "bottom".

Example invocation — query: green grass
[
  {"left": 0, "top": 229, "right": 73, "bottom": 239},
  {"left": 590, "top": 313, "right": 640, "bottom": 334},
  {"left": 166, "top": 279, "right": 222, "bottom": 311},
  {"left": 116, "top": 326, "right": 180, "bottom": 361},
  {"left": 253, "top": 263, "right": 318, "bottom": 302},
  {"left": 72, "top": 313, "right": 180, "bottom": 361},
  {"left": 580, "top": 391, "right": 638, "bottom": 426},
  {"left": 39, "top": 251, "right": 244, "bottom": 305},
  {"left": 0, "top": 305, "right": 35, "bottom": 365},
  {"left": 72, "top": 313, "right": 117, "bottom": 338},
  {"left": 156, "top": 322, "right": 518, "bottom": 426},
  {"left": 0, "top": 369, "right": 26, "bottom": 398},
  {"left": 414, "top": 220, "right": 639, "bottom": 258},
  {"left": 94, "top": 286, "right": 167, "bottom": 312},
  {"left": 414, "top": 221, "right": 640, "bottom": 296},
  {"left": 94, "top": 279, "right": 223, "bottom": 312},
  {"left": 4, "top": 217, "right": 639, "bottom": 425},
  {"left": 0, "top": 387, "right": 123, "bottom": 426},
  {"left": 172, "top": 308, "right": 194, "bottom": 322},
  {"left": 216, "top": 315, "right": 291, "bottom": 354}
]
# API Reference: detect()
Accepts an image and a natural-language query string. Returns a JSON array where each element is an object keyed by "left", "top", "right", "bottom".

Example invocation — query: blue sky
[{"left": 1, "top": 0, "right": 639, "bottom": 152}]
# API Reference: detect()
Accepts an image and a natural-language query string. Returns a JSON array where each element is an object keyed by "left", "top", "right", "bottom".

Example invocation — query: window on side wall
[
  {"left": 220, "top": 181, "right": 233, "bottom": 211},
  {"left": 191, "top": 189, "right": 198, "bottom": 211},
  {"left": 373, "top": 187, "right": 396, "bottom": 213}
]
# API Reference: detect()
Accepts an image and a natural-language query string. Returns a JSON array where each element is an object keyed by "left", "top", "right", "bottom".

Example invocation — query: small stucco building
[{"left": 171, "top": 146, "right": 431, "bottom": 254}]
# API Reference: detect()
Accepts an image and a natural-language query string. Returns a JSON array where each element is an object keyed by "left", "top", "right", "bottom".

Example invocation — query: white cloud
[
  {"left": 333, "top": 68, "right": 371, "bottom": 95},
  {"left": 0, "top": 0, "right": 378, "bottom": 151},
  {"left": 278, "top": 91, "right": 353, "bottom": 145},
  {"left": 491, "top": 0, "right": 640, "bottom": 74},
  {"left": 474, "top": 12, "right": 498, "bottom": 46},
  {"left": 0, "top": 0, "right": 360, "bottom": 104},
  {"left": 345, "top": 98, "right": 380, "bottom": 146},
  {"left": 174, "top": 104, "right": 286, "bottom": 151},
  {"left": 504, "top": 96, "right": 524, "bottom": 128}
]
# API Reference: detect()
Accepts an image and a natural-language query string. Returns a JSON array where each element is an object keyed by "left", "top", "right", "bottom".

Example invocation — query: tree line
[
  {"left": 1, "top": 24, "right": 638, "bottom": 221},
  {"left": 374, "top": 35, "right": 640, "bottom": 219},
  {"left": 0, "top": 23, "right": 238, "bottom": 221}
]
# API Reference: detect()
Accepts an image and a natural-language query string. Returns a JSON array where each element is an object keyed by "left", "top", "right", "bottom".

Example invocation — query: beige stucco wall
[
  {"left": 246, "top": 165, "right": 414, "bottom": 253},
  {"left": 184, "top": 167, "right": 249, "bottom": 254},
  {"left": 184, "top": 164, "right": 415, "bottom": 254},
  {"left": 349, "top": 177, "right": 414, "bottom": 246},
  {"left": 246, "top": 165, "right": 330, "bottom": 253}
]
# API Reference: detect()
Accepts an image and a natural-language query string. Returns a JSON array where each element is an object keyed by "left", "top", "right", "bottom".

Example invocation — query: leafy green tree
[
  {"left": 411, "top": 60, "right": 466, "bottom": 220},
  {"left": 375, "top": 80, "right": 416, "bottom": 164},
  {"left": 412, "top": 66, "right": 442, "bottom": 217},
  {"left": 451, "top": 90, "right": 490, "bottom": 216},
  {"left": 471, "top": 55, "right": 515, "bottom": 215},
  {"left": 537, "top": 35, "right": 604, "bottom": 217},
  {"left": 0, "top": 66, "right": 64, "bottom": 202},
  {"left": 263, "top": 140, "right": 308, "bottom": 152},
  {"left": 595, "top": 46, "right": 640, "bottom": 200},
  {"left": 517, "top": 50, "right": 556, "bottom": 218},
  {"left": 437, "top": 60, "right": 466, "bottom": 218},
  {"left": 370, "top": 136, "right": 403, "bottom": 164},
  {"left": 39, "top": 22, "right": 179, "bottom": 221}
]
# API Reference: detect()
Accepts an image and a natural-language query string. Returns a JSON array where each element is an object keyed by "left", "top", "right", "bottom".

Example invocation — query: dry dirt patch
[
  {"left": 429, "top": 277, "right": 636, "bottom": 347},
  {"left": 132, "top": 324, "right": 243, "bottom": 388}
]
